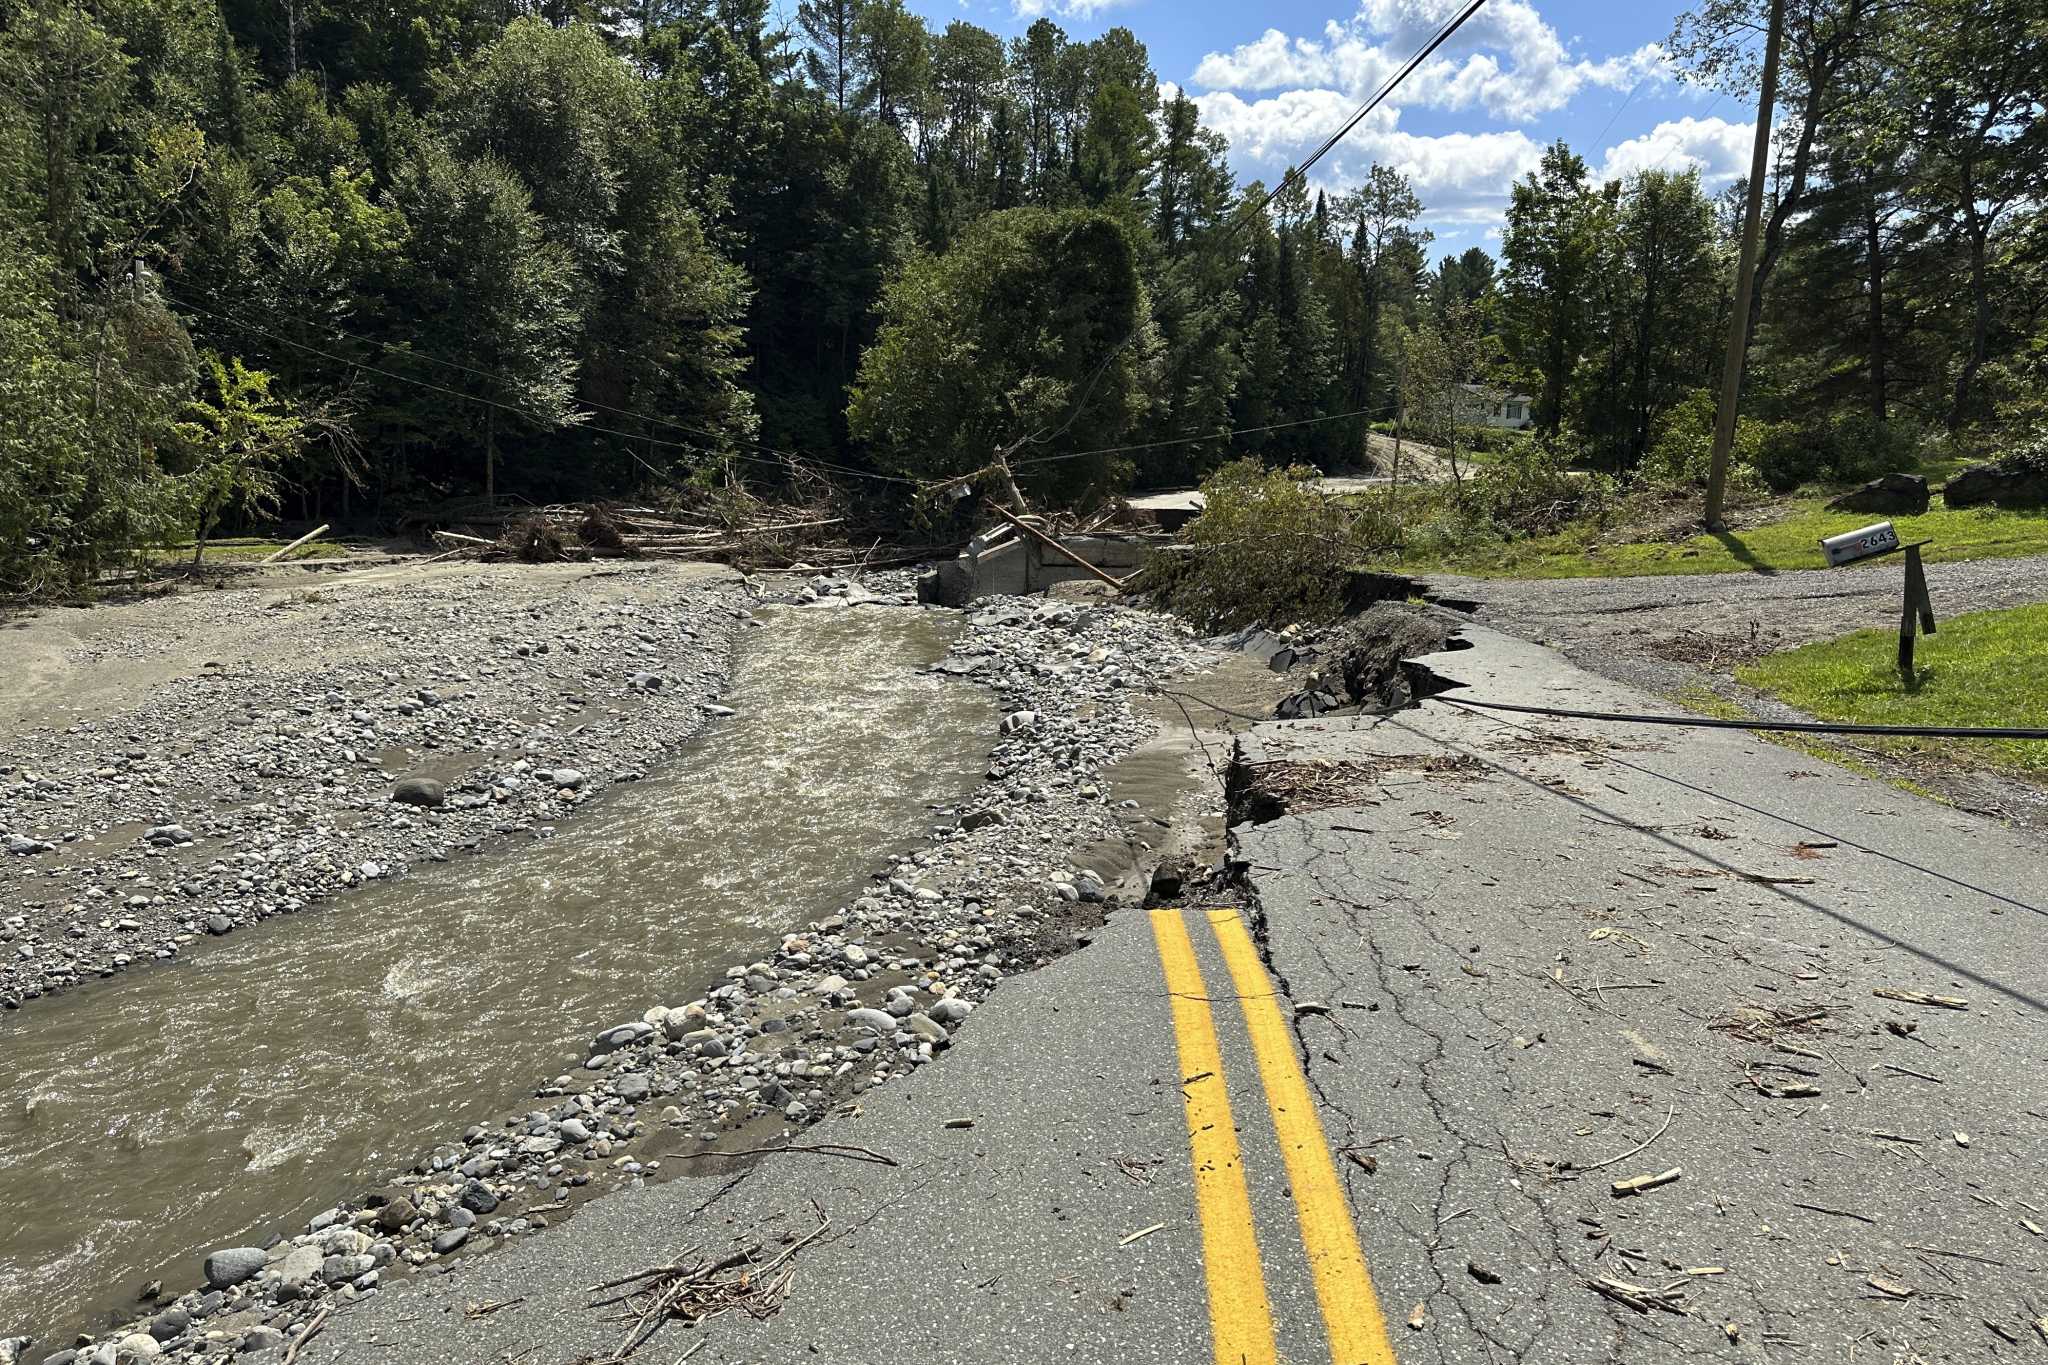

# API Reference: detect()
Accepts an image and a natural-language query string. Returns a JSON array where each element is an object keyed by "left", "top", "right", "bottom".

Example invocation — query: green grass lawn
[
  {"left": 1406, "top": 495, "right": 2048, "bottom": 579},
  {"left": 1738, "top": 603, "right": 2048, "bottom": 779}
]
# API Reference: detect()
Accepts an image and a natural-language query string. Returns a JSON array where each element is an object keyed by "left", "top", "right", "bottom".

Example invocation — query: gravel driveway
[
  {"left": 1426, "top": 553, "right": 2048, "bottom": 697},
  {"left": 1420, "top": 553, "right": 2048, "bottom": 827}
]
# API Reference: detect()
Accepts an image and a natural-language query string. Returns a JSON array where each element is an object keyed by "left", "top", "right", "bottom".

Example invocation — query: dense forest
[{"left": 2, "top": 0, "right": 2044, "bottom": 595}]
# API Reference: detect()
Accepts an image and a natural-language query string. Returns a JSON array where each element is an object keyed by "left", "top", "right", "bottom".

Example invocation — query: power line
[
  {"left": 1431, "top": 695, "right": 2048, "bottom": 741},
  {"left": 164, "top": 5, "right": 1494, "bottom": 498},
  {"left": 1272, "top": 0, "right": 1489, "bottom": 215},
  {"left": 166, "top": 281, "right": 779, "bottom": 458},
  {"left": 1012, "top": 405, "right": 1380, "bottom": 469},
  {"left": 1012, "top": 0, "right": 1491, "bottom": 459},
  {"left": 163, "top": 289, "right": 918, "bottom": 485},
  {"left": 160, "top": 283, "right": 918, "bottom": 487}
]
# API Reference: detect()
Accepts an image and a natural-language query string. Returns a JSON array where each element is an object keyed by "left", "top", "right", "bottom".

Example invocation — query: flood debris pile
[
  {"left": 38, "top": 590, "right": 1210, "bottom": 1364},
  {"left": 424, "top": 482, "right": 945, "bottom": 574},
  {"left": 0, "top": 570, "right": 743, "bottom": 1012}
]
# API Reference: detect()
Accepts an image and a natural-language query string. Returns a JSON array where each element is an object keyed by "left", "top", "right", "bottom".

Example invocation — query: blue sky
[{"left": 894, "top": 0, "right": 1756, "bottom": 258}]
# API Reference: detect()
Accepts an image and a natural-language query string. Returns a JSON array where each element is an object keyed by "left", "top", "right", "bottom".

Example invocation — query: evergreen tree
[
  {"left": 1501, "top": 141, "right": 1600, "bottom": 435},
  {"left": 1335, "top": 164, "right": 1427, "bottom": 426},
  {"left": 797, "top": 0, "right": 866, "bottom": 114},
  {"left": 388, "top": 141, "right": 581, "bottom": 498}
]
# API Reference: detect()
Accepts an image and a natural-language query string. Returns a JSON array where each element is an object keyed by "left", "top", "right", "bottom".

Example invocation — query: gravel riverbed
[
  {"left": 0, "top": 563, "right": 746, "bottom": 1014},
  {"left": 2, "top": 572, "right": 1216, "bottom": 1365}
]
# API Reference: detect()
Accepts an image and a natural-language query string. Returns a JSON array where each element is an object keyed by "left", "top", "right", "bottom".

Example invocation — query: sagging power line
[
  {"left": 1008, "top": 0, "right": 1491, "bottom": 467},
  {"left": 162, "top": 284, "right": 918, "bottom": 488},
  {"left": 1431, "top": 694, "right": 2048, "bottom": 741}
]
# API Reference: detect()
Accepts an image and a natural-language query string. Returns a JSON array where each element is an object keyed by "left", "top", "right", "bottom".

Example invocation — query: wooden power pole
[{"left": 1703, "top": 0, "right": 1787, "bottom": 530}]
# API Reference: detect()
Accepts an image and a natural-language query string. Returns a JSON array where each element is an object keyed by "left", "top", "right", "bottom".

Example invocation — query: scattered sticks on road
[
  {"left": 586, "top": 1207, "right": 831, "bottom": 1361},
  {"left": 281, "top": 1306, "right": 331, "bottom": 1365},
  {"left": 1793, "top": 1202, "right": 1878, "bottom": 1225},
  {"left": 1586, "top": 1275, "right": 1689, "bottom": 1315},
  {"left": 1610, "top": 1167, "right": 1683, "bottom": 1197}
]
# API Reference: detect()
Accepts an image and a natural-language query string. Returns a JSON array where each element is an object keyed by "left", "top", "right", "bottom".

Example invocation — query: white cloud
[
  {"left": 1011, "top": 0, "right": 1132, "bottom": 17},
  {"left": 1176, "top": 2, "right": 1695, "bottom": 245},
  {"left": 1190, "top": 0, "right": 1670, "bottom": 124},
  {"left": 1176, "top": 83, "right": 1545, "bottom": 225},
  {"left": 1597, "top": 116, "right": 1754, "bottom": 184}
]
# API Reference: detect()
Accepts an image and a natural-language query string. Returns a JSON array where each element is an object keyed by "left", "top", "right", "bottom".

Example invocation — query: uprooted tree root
[
  {"left": 578, "top": 1206, "right": 831, "bottom": 1361},
  {"left": 577, "top": 504, "right": 633, "bottom": 553},
  {"left": 497, "top": 515, "right": 579, "bottom": 564}
]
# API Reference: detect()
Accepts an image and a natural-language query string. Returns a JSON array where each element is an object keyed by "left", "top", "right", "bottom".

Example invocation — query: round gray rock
[
  {"left": 390, "top": 777, "right": 446, "bottom": 808},
  {"left": 202, "top": 1246, "right": 265, "bottom": 1289}
]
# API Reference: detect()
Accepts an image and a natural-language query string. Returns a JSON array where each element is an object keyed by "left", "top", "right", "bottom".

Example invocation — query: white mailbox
[{"left": 1820, "top": 520, "right": 1901, "bottom": 566}]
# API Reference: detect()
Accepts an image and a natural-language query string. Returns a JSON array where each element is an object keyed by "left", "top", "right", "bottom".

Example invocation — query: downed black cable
[{"left": 1429, "top": 695, "right": 2048, "bottom": 740}]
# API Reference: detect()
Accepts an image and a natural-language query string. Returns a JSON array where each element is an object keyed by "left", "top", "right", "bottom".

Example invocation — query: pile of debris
[{"left": 429, "top": 503, "right": 860, "bottom": 567}]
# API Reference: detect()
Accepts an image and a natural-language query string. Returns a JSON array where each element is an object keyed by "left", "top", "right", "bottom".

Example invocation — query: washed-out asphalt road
[{"left": 300, "top": 623, "right": 2047, "bottom": 1365}]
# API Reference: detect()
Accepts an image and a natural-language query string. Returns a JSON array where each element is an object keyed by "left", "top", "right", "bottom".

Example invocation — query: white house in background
[{"left": 1452, "top": 382, "right": 1536, "bottom": 430}]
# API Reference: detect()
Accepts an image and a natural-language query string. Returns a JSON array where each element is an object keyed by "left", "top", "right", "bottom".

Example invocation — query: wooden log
[
  {"left": 983, "top": 499, "right": 1129, "bottom": 592},
  {"left": 262, "top": 524, "right": 330, "bottom": 563}
]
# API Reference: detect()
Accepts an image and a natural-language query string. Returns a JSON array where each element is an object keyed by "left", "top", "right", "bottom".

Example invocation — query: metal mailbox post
[{"left": 1818, "top": 520, "right": 1935, "bottom": 682}]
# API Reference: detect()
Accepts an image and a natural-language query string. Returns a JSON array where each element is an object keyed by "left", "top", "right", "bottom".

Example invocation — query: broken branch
[
  {"left": 1571, "top": 1103, "right": 1676, "bottom": 1173},
  {"left": 1611, "top": 1167, "right": 1683, "bottom": 1198},
  {"left": 1872, "top": 988, "right": 1968, "bottom": 1010}
]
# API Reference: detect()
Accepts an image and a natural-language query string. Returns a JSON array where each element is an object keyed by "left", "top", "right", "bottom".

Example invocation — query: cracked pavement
[
  {"left": 287, "top": 624, "right": 2044, "bottom": 1365},
  {"left": 1236, "top": 624, "right": 2048, "bottom": 1362}
]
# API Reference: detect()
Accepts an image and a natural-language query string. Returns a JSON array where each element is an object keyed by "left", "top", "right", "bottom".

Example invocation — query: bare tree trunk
[
  {"left": 484, "top": 406, "right": 496, "bottom": 503},
  {"left": 1705, "top": 0, "right": 1785, "bottom": 529},
  {"left": 1631, "top": 216, "right": 1660, "bottom": 464},
  {"left": 1864, "top": 191, "right": 1888, "bottom": 422},
  {"left": 1949, "top": 215, "right": 1991, "bottom": 431},
  {"left": 1744, "top": 80, "right": 1822, "bottom": 349},
  {"left": 1743, "top": 3, "right": 1864, "bottom": 351},
  {"left": 282, "top": 0, "right": 301, "bottom": 76}
]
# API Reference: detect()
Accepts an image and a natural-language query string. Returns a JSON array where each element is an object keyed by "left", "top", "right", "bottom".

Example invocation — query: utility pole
[{"left": 1703, "top": 0, "right": 1786, "bottom": 530}]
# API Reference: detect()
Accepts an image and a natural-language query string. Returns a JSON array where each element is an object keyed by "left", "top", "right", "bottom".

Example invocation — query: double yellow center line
[{"left": 1150, "top": 908, "right": 1397, "bottom": 1365}]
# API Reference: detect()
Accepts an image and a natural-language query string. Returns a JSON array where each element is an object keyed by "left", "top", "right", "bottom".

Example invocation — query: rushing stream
[{"left": 0, "top": 606, "right": 993, "bottom": 1341}]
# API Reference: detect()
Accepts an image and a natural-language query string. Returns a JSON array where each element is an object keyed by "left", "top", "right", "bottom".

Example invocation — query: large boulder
[
  {"left": 1944, "top": 454, "right": 2048, "bottom": 508},
  {"left": 1827, "top": 472, "right": 1928, "bottom": 515}
]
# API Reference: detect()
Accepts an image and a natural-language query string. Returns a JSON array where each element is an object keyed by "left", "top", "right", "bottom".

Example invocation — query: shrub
[
  {"left": 1752, "top": 410, "right": 1931, "bottom": 490},
  {"left": 1453, "top": 424, "right": 1533, "bottom": 457},
  {"left": 1149, "top": 459, "right": 1370, "bottom": 632},
  {"left": 1465, "top": 441, "right": 1615, "bottom": 536},
  {"left": 1639, "top": 389, "right": 1784, "bottom": 499}
]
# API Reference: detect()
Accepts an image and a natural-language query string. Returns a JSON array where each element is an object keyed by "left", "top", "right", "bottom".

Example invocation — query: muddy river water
[{"left": 0, "top": 607, "right": 993, "bottom": 1340}]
